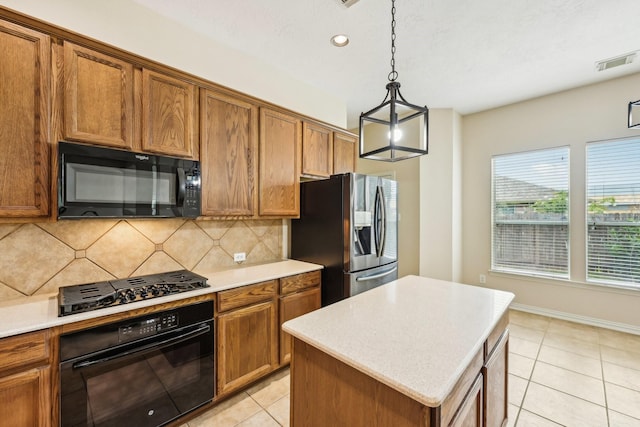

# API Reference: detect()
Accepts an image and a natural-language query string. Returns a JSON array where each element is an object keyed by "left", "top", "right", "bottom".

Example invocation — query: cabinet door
[
  {"left": 63, "top": 42, "right": 134, "bottom": 149},
  {"left": 259, "top": 108, "right": 301, "bottom": 216},
  {"left": 333, "top": 131, "right": 357, "bottom": 175},
  {"left": 302, "top": 122, "right": 333, "bottom": 178},
  {"left": 217, "top": 300, "right": 278, "bottom": 395},
  {"left": 483, "top": 330, "right": 509, "bottom": 427},
  {"left": 0, "top": 366, "right": 51, "bottom": 427},
  {"left": 0, "top": 20, "right": 50, "bottom": 218},
  {"left": 200, "top": 89, "right": 257, "bottom": 216},
  {"left": 279, "top": 286, "right": 321, "bottom": 365},
  {"left": 449, "top": 374, "right": 483, "bottom": 427},
  {"left": 142, "top": 69, "right": 196, "bottom": 158}
]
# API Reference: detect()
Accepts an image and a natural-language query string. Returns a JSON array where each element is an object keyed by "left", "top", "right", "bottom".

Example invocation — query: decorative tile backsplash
[{"left": 0, "top": 219, "right": 283, "bottom": 301}]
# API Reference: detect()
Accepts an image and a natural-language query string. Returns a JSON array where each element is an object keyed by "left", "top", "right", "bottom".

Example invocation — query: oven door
[{"left": 60, "top": 321, "right": 214, "bottom": 427}]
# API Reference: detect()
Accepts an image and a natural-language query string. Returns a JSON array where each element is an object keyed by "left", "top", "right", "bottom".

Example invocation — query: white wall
[
  {"left": 0, "top": 0, "right": 346, "bottom": 127},
  {"left": 462, "top": 72, "right": 640, "bottom": 328}
]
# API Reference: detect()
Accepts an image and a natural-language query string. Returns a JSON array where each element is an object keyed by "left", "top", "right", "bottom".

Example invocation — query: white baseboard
[{"left": 510, "top": 302, "right": 640, "bottom": 336}]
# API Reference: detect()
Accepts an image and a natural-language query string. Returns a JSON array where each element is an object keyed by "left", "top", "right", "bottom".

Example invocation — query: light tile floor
[{"left": 182, "top": 310, "right": 640, "bottom": 426}]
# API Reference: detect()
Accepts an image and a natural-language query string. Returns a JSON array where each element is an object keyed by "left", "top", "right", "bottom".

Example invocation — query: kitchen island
[{"left": 282, "top": 275, "right": 514, "bottom": 427}]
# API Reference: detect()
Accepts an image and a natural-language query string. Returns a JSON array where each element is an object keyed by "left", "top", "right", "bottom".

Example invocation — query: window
[
  {"left": 586, "top": 138, "right": 640, "bottom": 286},
  {"left": 492, "top": 147, "right": 570, "bottom": 277}
]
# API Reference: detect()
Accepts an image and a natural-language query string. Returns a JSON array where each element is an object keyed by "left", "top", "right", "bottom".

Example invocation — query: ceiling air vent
[
  {"left": 337, "top": 0, "right": 360, "bottom": 8},
  {"left": 595, "top": 51, "right": 637, "bottom": 72}
]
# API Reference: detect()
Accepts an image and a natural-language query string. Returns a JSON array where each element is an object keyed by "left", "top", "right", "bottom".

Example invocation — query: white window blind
[
  {"left": 586, "top": 138, "right": 640, "bottom": 286},
  {"left": 492, "top": 147, "right": 569, "bottom": 277}
]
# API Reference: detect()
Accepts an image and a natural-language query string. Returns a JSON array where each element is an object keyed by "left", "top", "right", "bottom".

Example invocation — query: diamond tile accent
[
  {"left": 219, "top": 221, "right": 259, "bottom": 257},
  {"left": 0, "top": 219, "right": 283, "bottom": 300},
  {"left": 247, "top": 241, "right": 279, "bottom": 264},
  {"left": 38, "top": 219, "right": 117, "bottom": 249},
  {"left": 128, "top": 219, "right": 186, "bottom": 243},
  {"left": 163, "top": 222, "right": 213, "bottom": 270},
  {"left": 0, "top": 224, "right": 74, "bottom": 295},
  {"left": 36, "top": 258, "right": 115, "bottom": 295},
  {"left": 86, "top": 221, "right": 155, "bottom": 278},
  {"left": 0, "top": 280, "right": 25, "bottom": 300},
  {"left": 198, "top": 220, "right": 232, "bottom": 240},
  {"left": 132, "top": 252, "right": 185, "bottom": 276},
  {"left": 194, "top": 246, "right": 236, "bottom": 273},
  {"left": 0, "top": 224, "right": 19, "bottom": 240},
  {"left": 246, "top": 219, "right": 281, "bottom": 237}
]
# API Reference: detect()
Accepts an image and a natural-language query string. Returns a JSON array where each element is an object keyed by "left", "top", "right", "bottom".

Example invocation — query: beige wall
[
  {"left": 462, "top": 72, "right": 640, "bottom": 328},
  {"left": 419, "top": 109, "right": 463, "bottom": 282},
  {"left": 0, "top": 219, "right": 283, "bottom": 301},
  {"left": 0, "top": 0, "right": 347, "bottom": 128}
]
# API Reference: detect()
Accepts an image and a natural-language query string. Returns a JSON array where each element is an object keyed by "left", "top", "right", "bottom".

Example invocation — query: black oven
[
  {"left": 57, "top": 141, "right": 201, "bottom": 219},
  {"left": 59, "top": 301, "right": 214, "bottom": 427}
]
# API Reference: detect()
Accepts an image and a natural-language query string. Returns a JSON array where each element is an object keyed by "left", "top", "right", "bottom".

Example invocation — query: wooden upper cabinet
[
  {"left": 142, "top": 68, "right": 196, "bottom": 158},
  {"left": 0, "top": 19, "right": 50, "bottom": 218},
  {"left": 302, "top": 122, "right": 333, "bottom": 178},
  {"left": 200, "top": 89, "right": 257, "bottom": 216},
  {"left": 259, "top": 108, "right": 301, "bottom": 217},
  {"left": 63, "top": 42, "right": 134, "bottom": 149},
  {"left": 333, "top": 131, "right": 357, "bottom": 175}
]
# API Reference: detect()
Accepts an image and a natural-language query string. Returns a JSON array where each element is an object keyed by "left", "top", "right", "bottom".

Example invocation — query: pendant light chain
[{"left": 388, "top": 0, "right": 398, "bottom": 82}]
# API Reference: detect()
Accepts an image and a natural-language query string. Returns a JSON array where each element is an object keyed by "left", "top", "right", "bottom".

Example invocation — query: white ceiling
[{"left": 132, "top": 0, "right": 640, "bottom": 129}]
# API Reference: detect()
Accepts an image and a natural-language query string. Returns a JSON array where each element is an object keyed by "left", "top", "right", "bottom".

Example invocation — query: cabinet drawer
[
  {"left": 217, "top": 280, "right": 277, "bottom": 312},
  {"left": 485, "top": 312, "right": 509, "bottom": 360},
  {"left": 0, "top": 330, "right": 50, "bottom": 373},
  {"left": 441, "top": 348, "right": 483, "bottom": 427},
  {"left": 280, "top": 270, "right": 321, "bottom": 295}
]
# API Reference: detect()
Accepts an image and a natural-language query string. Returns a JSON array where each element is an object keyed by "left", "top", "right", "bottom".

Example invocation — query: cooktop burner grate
[{"left": 58, "top": 270, "right": 209, "bottom": 316}]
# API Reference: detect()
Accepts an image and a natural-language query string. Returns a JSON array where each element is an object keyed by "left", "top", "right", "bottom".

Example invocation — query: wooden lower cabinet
[
  {"left": 0, "top": 366, "right": 51, "bottom": 427},
  {"left": 279, "top": 286, "right": 321, "bottom": 364},
  {"left": 449, "top": 374, "right": 483, "bottom": 427},
  {"left": 483, "top": 330, "right": 509, "bottom": 427},
  {"left": 289, "top": 322, "right": 508, "bottom": 427},
  {"left": 0, "top": 329, "right": 54, "bottom": 427},
  {"left": 216, "top": 299, "right": 278, "bottom": 396}
]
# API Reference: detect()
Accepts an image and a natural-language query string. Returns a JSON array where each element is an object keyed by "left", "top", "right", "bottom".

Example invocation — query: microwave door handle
[
  {"left": 72, "top": 323, "right": 210, "bottom": 369},
  {"left": 176, "top": 167, "right": 186, "bottom": 207}
]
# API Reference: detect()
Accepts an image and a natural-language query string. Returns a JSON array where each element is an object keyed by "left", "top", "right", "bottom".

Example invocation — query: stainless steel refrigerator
[{"left": 291, "top": 173, "right": 398, "bottom": 306}]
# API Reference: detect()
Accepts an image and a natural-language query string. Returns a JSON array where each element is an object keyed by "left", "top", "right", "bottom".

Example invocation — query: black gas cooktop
[{"left": 58, "top": 270, "right": 209, "bottom": 316}]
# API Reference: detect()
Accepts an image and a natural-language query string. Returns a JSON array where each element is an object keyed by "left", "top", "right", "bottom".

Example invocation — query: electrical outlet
[
  {"left": 233, "top": 252, "right": 246, "bottom": 263},
  {"left": 479, "top": 274, "right": 486, "bottom": 284}
]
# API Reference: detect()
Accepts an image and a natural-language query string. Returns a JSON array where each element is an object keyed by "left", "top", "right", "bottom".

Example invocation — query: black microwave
[{"left": 57, "top": 141, "right": 201, "bottom": 219}]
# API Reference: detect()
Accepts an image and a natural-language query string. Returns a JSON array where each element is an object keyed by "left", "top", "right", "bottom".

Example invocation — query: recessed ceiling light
[{"left": 330, "top": 34, "right": 350, "bottom": 47}]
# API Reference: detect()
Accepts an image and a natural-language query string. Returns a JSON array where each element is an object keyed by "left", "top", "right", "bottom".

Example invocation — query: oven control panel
[{"left": 118, "top": 312, "right": 179, "bottom": 343}]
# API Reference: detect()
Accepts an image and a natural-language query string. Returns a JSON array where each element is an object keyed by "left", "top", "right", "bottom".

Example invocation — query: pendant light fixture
[
  {"left": 629, "top": 99, "right": 640, "bottom": 128},
  {"left": 359, "top": 0, "right": 429, "bottom": 162}
]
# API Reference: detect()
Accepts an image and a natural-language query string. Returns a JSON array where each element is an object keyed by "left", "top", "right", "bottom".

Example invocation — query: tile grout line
[{"left": 599, "top": 336, "right": 612, "bottom": 427}]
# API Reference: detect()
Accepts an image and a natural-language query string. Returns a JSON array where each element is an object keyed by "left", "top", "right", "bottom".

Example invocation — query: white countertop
[
  {"left": 282, "top": 275, "right": 514, "bottom": 408},
  {"left": 0, "top": 259, "right": 322, "bottom": 339}
]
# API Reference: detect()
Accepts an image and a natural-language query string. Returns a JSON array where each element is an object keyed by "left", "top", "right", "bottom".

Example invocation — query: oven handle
[{"left": 72, "top": 323, "right": 211, "bottom": 370}]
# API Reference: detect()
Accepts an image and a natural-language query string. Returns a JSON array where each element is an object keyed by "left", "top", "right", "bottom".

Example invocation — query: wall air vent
[
  {"left": 337, "top": 0, "right": 360, "bottom": 8},
  {"left": 595, "top": 51, "right": 637, "bottom": 72}
]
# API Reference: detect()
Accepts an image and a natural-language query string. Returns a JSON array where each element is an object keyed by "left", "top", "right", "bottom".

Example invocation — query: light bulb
[{"left": 388, "top": 127, "right": 402, "bottom": 142}]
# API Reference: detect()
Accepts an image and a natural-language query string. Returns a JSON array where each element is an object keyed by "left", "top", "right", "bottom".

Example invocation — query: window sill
[{"left": 488, "top": 269, "right": 640, "bottom": 296}]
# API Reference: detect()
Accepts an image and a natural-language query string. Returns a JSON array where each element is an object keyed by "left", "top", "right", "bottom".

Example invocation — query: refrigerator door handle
[
  {"left": 374, "top": 185, "right": 386, "bottom": 257},
  {"left": 355, "top": 266, "right": 398, "bottom": 282}
]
